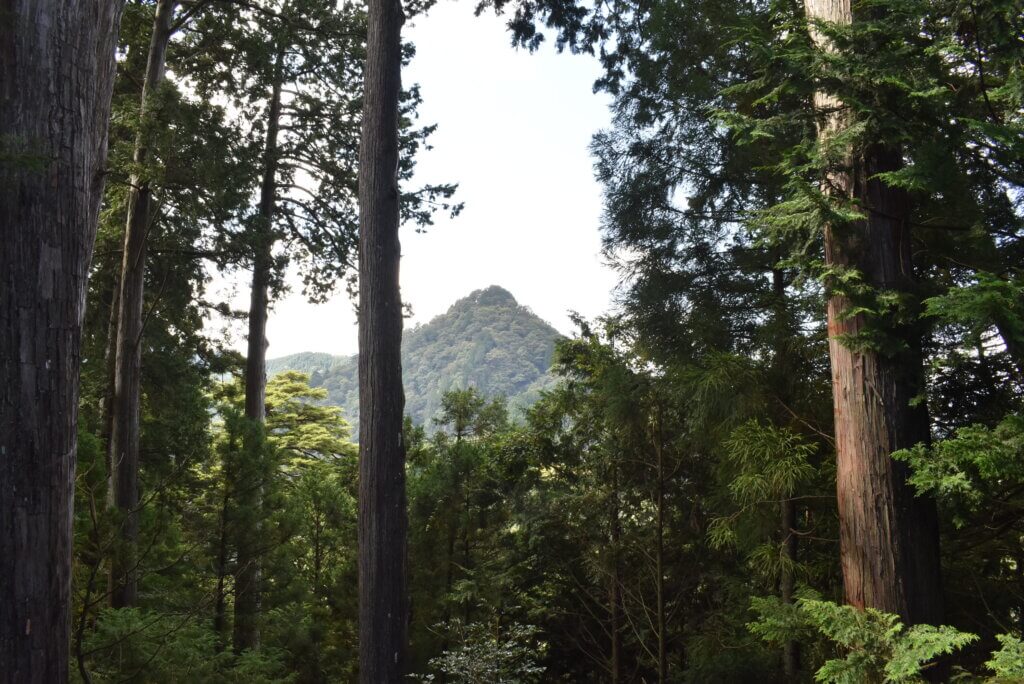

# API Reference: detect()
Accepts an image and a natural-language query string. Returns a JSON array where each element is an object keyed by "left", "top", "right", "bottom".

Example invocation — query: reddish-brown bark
[{"left": 804, "top": 0, "right": 943, "bottom": 626}]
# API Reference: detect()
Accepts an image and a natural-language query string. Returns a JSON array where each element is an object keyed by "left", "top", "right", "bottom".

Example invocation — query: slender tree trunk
[
  {"left": 804, "top": 0, "right": 943, "bottom": 626},
  {"left": 109, "top": 0, "right": 177, "bottom": 609},
  {"left": 0, "top": 2, "right": 124, "bottom": 681},
  {"left": 102, "top": 267, "right": 121, "bottom": 495},
  {"left": 771, "top": 267, "right": 801, "bottom": 677},
  {"left": 609, "top": 467, "right": 623, "bottom": 684},
  {"left": 357, "top": 0, "right": 409, "bottom": 676},
  {"left": 234, "top": 50, "right": 285, "bottom": 654},
  {"left": 213, "top": 474, "right": 231, "bottom": 651},
  {"left": 462, "top": 489, "right": 472, "bottom": 624},
  {"left": 651, "top": 421, "right": 667, "bottom": 684},
  {"left": 780, "top": 497, "right": 799, "bottom": 676}
]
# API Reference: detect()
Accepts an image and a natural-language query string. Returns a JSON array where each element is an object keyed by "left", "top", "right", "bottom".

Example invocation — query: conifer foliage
[{"left": 0, "top": 0, "right": 1023, "bottom": 681}]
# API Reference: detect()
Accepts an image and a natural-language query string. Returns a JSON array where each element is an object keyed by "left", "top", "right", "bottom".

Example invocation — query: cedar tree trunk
[
  {"left": 108, "top": 0, "right": 176, "bottom": 609},
  {"left": 0, "top": 2, "right": 124, "bottom": 681},
  {"left": 234, "top": 50, "right": 285, "bottom": 654},
  {"left": 357, "top": 0, "right": 409, "bottom": 677},
  {"left": 804, "top": 0, "right": 943, "bottom": 625}
]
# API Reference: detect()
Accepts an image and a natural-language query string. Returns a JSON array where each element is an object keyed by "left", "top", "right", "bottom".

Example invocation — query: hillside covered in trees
[
  {"left": 3, "top": 0, "right": 1024, "bottom": 683},
  {"left": 268, "top": 286, "right": 560, "bottom": 427}
]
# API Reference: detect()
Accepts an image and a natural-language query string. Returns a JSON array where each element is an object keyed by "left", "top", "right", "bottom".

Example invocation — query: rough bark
[
  {"left": 804, "top": 0, "right": 943, "bottom": 625},
  {"left": 357, "top": 0, "right": 409, "bottom": 676},
  {"left": 234, "top": 51, "right": 285, "bottom": 655},
  {"left": 108, "top": 0, "right": 177, "bottom": 609},
  {"left": 0, "top": 2, "right": 124, "bottom": 681}
]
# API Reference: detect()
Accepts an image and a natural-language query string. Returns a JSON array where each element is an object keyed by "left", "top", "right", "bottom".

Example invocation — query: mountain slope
[{"left": 266, "top": 286, "right": 561, "bottom": 426}]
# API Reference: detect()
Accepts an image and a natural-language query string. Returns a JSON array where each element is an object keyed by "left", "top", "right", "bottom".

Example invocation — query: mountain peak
[
  {"left": 268, "top": 285, "right": 559, "bottom": 427},
  {"left": 464, "top": 285, "right": 518, "bottom": 308}
]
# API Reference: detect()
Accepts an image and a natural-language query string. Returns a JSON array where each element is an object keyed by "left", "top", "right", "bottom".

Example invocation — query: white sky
[{"left": 218, "top": 0, "right": 619, "bottom": 358}]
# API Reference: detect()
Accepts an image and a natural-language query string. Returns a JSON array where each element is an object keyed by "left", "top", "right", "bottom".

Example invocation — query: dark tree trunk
[
  {"left": 101, "top": 267, "right": 120, "bottom": 498},
  {"left": 357, "top": 0, "right": 409, "bottom": 677},
  {"left": 213, "top": 473, "right": 231, "bottom": 651},
  {"left": 0, "top": 2, "right": 124, "bottom": 681},
  {"left": 653, "top": 429, "right": 666, "bottom": 684},
  {"left": 234, "top": 51, "right": 285, "bottom": 655},
  {"left": 609, "top": 467, "right": 623, "bottom": 684},
  {"left": 804, "top": 0, "right": 943, "bottom": 625},
  {"left": 780, "top": 497, "right": 799, "bottom": 676},
  {"left": 771, "top": 267, "right": 800, "bottom": 677},
  {"left": 108, "top": 0, "right": 177, "bottom": 609}
]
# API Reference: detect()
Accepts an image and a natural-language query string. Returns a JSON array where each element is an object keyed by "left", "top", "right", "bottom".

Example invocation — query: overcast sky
[{"left": 219, "top": 0, "right": 618, "bottom": 359}]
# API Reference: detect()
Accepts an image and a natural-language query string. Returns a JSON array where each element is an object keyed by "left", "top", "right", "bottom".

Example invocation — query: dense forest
[
  {"left": 1, "top": 0, "right": 1023, "bottom": 682},
  {"left": 268, "top": 285, "right": 560, "bottom": 426}
]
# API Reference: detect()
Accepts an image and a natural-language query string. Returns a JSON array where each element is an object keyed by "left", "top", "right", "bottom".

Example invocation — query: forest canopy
[{"left": 0, "top": 0, "right": 1023, "bottom": 682}]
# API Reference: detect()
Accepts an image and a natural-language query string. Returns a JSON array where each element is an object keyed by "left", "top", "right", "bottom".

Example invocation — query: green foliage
[
  {"left": 751, "top": 598, "right": 977, "bottom": 683},
  {"left": 893, "top": 414, "right": 1024, "bottom": 524},
  {"left": 722, "top": 421, "right": 816, "bottom": 506},
  {"left": 413, "top": 621, "right": 547, "bottom": 683},
  {"left": 62, "top": 0, "right": 1024, "bottom": 681},
  {"left": 78, "top": 608, "right": 294, "bottom": 683},
  {"left": 986, "top": 634, "right": 1024, "bottom": 681}
]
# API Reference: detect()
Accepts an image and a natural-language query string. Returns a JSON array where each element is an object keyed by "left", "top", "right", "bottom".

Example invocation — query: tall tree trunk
[
  {"left": 357, "top": 0, "right": 409, "bottom": 676},
  {"left": 609, "top": 466, "right": 623, "bottom": 684},
  {"left": 0, "top": 2, "right": 124, "bottom": 681},
  {"left": 771, "top": 267, "right": 801, "bottom": 677},
  {"left": 234, "top": 50, "right": 285, "bottom": 655},
  {"left": 653, "top": 430, "right": 666, "bottom": 684},
  {"left": 102, "top": 267, "right": 121, "bottom": 501},
  {"left": 780, "top": 497, "right": 799, "bottom": 676},
  {"left": 213, "top": 472, "right": 231, "bottom": 651},
  {"left": 108, "top": 0, "right": 177, "bottom": 609},
  {"left": 804, "top": 0, "right": 943, "bottom": 626}
]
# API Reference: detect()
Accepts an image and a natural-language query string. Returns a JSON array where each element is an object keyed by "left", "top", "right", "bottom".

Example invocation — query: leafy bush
[
  {"left": 413, "top": 620, "right": 546, "bottom": 683},
  {"left": 750, "top": 597, "right": 976, "bottom": 683},
  {"left": 77, "top": 608, "right": 294, "bottom": 684}
]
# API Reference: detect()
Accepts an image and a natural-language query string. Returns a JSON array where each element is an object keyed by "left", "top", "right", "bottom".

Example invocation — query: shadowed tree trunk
[
  {"left": 109, "top": 0, "right": 177, "bottom": 609},
  {"left": 0, "top": 2, "right": 124, "bottom": 681},
  {"left": 609, "top": 466, "right": 622, "bottom": 684},
  {"left": 357, "top": 0, "right": 409, "bottom": 676},
  {"left": 234, "top": 48, "right": 285, "bottom": 655},
  {"left": 804, "top": 0, "right": 943, "bottom": 626},
  {"left": 780, "top": 496, "right": 799, "bottom": 674},
  {"left": 652, "top": 418, "right": 667, "bottom": 684},
  {"left": 771, "top": 267, "right": 801, "bottom": 678}
]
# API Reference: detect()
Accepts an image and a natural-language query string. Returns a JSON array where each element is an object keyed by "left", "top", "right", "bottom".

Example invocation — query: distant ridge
[{"left": 266, "top": 286, "right": 561, "bottom": 427}]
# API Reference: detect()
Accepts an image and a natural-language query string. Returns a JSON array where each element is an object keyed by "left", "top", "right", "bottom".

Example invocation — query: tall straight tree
[
  {"left": 803, "top": 0, "right": 943, "bottom": 625},
  {"left": 180, "top": 0, "right": 454, "bottom": 651},
  {"left": 234, "top": 42, "right": 284, "bottom": 654},
  {"left": 0, "top": 2, "right": 124, "bottom": 682},
  {"left": 108, "top": 0, "right": 178, "bottom": 609},
  {"left": 357, "top": 0, "right": 409, "bottom": 676}
]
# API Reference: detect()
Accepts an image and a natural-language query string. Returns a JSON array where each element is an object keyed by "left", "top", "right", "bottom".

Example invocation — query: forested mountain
[{"left": 267, "top": 286, "right": 560, "bottom": 427}]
